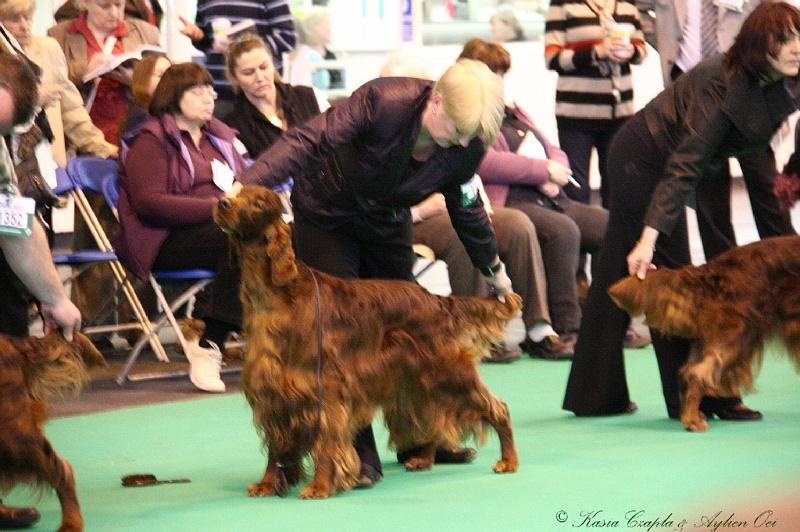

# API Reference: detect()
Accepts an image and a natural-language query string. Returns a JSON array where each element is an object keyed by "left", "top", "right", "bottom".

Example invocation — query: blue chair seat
[
  {"left": 152, "top": 269, "right": 216, "bottom": 282},
  {"left": 52, "top": 250, "right": 117, "bottom": 264}
]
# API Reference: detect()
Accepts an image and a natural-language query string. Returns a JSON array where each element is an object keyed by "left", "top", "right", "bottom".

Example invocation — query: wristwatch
[{"left": 480, "top": 262, "right": 502, "bottom": 277}]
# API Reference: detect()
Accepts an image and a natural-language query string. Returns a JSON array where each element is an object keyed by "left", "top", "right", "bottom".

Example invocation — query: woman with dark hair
[
  {"left": 563, "top": 1, "right": 800, "bottom": 420},
  {"left": 115, "top": 62, "right": 247, "bottom": 393}
]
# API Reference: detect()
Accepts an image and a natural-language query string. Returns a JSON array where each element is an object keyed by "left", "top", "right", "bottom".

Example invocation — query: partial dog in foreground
[
  {"left": 608, "top": 235, "right": 800, "bottom": 432},
  {"left": 214, "top": 185, "right": 521, "bottom": 499},
  {"left": 0, "top": 331, "right": 106, "bottom": 531}
]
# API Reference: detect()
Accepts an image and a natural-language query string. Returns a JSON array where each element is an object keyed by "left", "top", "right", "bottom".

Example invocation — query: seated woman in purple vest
[{"left": 115, "top": 62, "right": 247, "bottom": 393}]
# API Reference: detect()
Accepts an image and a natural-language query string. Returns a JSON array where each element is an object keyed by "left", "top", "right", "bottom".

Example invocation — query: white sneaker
[{"left": 185, "top": 340, "right": 225, "bottom": 393}]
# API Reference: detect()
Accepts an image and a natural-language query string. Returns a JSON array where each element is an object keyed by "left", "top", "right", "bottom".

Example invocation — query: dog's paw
[
  {"left": 493, "top": 459, "right": 519, "bottom": 473},
  {"left": 247, "top": 482, "right": 278, "bottom": 497},
  {"left": 681, "top": 414, "right": 709, "bottom": 433},
  {"left": 299, "top": 482, "right": 333, "bottom": 499},
  {"left": 403, "top": 456, "right": 434, "bottom": 471},
  {"left": 57, "top": 522, "right": 83, "bottom": 532}
]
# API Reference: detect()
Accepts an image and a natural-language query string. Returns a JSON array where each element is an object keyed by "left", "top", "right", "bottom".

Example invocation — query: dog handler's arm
[
  {"left": 628, "top": 226, "right": 659, "bottom": 280},
  {"left": 0, "top": 220, "right": 81, "bottom": 341}
]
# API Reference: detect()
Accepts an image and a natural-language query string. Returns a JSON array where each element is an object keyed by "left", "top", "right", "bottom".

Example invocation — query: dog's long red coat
[
  {"left": 0, "top": 331, "right": 105, "bottom": 531},
  {"left": 214, "top": 185, "right": 521, "bottom": 499},
  {"left": 609, "top": 235, "right": 800, "bottom": 431}
]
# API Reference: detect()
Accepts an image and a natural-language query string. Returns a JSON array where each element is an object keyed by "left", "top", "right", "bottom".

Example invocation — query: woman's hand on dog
[{"left": 628, "top": 227, "right": 659, "bottom": 279}]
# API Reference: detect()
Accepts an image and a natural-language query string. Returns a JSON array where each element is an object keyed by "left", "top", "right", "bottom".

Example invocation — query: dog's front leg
[
  {"left": 300, "top": 430, "right": 359, "bottom": 499},
  {"left": 247, "top": 450, "right": 301, "bottom": 497},
  {"left": 299, "top": 451, "right": 337, "bottom": 499}
]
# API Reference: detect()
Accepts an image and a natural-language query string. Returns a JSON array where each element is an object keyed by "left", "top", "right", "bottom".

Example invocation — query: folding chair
[
  {"left": 54, "top": 157, "right": 168, "bottom": 361},
  {"left": 100, "top": 173, "right": 223, "bottom": 385}
]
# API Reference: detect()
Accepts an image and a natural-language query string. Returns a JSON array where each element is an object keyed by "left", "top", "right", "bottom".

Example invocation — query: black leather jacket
[
  {"left": 239, "top": 76, "right": 499, "bottom": 268},
  {"left": 642, "top": 53, "right": 799, "bottom": 236}
]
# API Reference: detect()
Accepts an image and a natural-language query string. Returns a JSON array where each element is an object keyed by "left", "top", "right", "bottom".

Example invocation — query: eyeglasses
[{"left": 186, "top": 86, "right": 218, "bottom": 100}]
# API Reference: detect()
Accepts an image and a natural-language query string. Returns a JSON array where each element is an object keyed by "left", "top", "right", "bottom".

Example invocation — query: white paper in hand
[{"left": 212, "top": 159, "right": 235, "bottom": 192}]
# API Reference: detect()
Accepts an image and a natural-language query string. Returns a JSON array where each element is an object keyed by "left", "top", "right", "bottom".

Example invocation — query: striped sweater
[
  {"left": 544, "top": 0, "right": 647, "bottom": 131},
  {"left": 194, "top": 0, "right": 297, "bottom": 98}
]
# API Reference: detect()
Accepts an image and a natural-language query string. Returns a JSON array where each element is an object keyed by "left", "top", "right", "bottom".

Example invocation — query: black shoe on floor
[
  {"left": 574, "top": 401, "right": 638, "bottom": 417},
  {"left": 701, "top": 397, "right": 763, "bottom": 421},
  {"left": 0, "top": 501, "right": 41, "bottom": 529},
  {"left": 483, "top": 344, "right": 521, "bottom": 364},
  {"left": 520, "top": 335, "right": 574, "bottom": 360},
  {"left": 354, "top": 463, "right": 383, "bottom": 489},
  {"left": 396, "top": 445, "right": 477, "bottom": 465},
  {"left": 434, "top": 446, "right": 477, "bottom": 464}
]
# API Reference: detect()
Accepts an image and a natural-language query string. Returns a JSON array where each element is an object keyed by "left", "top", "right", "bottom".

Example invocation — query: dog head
[
  {"left": 608, "top": 269, "right": 699, "bottom": 338},
  {"left": 20, "top": 331, "right": 107, "bottom": 400},
  {"left": 214, "top": 185, "right": 298, "bottom": 286}
]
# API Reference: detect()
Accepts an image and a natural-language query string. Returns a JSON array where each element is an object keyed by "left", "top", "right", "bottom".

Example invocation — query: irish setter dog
[
  {"left": 0, "top": 331, "right": 106, "bottom": 531},
  {"left": 608, "top": 235, "right": 800, "bottom": 432},
  {"left": 214, "top": 185, "right": 521, "bottom": 499}
]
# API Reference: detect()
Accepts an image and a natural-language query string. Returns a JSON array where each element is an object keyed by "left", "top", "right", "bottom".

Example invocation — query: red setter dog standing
[
  {"left": 608, "top": 235, "right": 800, "bottom": 432},
  {"left": 0, "top": 331, "right": 105, "bottom": 531},
  {"left": 214, "top": 185, "right": 521, "bottom": 499}
]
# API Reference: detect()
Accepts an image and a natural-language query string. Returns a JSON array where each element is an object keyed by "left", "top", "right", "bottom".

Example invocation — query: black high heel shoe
[{"left": 701, "top": 397, "right": 763, "bottom": 421}]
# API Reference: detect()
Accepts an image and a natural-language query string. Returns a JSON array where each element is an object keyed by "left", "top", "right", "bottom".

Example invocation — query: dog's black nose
[{"left": 218, "top": 197, "right": 232, "bottom": 209}]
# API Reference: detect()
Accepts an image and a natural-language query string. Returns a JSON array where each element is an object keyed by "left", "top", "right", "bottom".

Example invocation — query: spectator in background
[
  {"left": 490, "top": 5, "right": 525, "bottom": 42},
  {"left": 544, "top": 0, "right": 647, "bottom": 207},
  {"left": 54, "top": 0, "right": 163, "bottom": 28},
  {"left": 0, "top": 0, "right": 117, "bottom": 167},
  {"left": 178, "top": 0, "right": 296, "bottom": 116},
  {"left": 120, "top": 53, "right": 171, "bottom": 135},
  {"left": 48, "top": 0, "right": 161, "bottom": 146},
  {"left": 288, "top": 6, "right": 343, "bottom": 91},
  {"left": 116, "top": 62, "right": 248, "bottom": 393},
  {"left": 221, "top": 33, "right": 326, "bottom": 159},
  {"left": 459, "top": 37, "right": 616, "bottom": 354},
  {"left": 412, "top": 186, "right": 573, "bottom": 362}
]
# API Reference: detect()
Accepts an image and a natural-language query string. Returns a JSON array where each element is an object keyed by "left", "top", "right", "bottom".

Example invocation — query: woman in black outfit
[{"left": 564, "top": 1, "right": 800, "bottom": 420}]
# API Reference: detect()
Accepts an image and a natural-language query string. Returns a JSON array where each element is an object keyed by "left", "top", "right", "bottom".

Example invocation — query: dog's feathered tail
[
  {"left": 384, "top": 293, "right": 521, "bottom": 453},
  {"left": 447, "top": 293, "right": 523, "bottom": 358},
  {"left": 20, "top": 332, "right": 106, "bottom": 400}
]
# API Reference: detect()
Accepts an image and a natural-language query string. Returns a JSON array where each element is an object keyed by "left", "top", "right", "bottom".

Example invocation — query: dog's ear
[
  {"left": 72, "top": 332, "right": 108, "bottom": 368},
  {"left": 608, "top": 276, "right": 647, "bottom": 316},
  {"left": 265, "top": 219, "right": 298, "bottom": 286}
]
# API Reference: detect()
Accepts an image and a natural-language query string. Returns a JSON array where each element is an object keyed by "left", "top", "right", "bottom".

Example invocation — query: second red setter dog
[
  {"left": 214, "top": 185, "right": 522, "bottom": 499},
  {"left": 608, "top": 235, "right": 800, "bottom": 432},
  {"left": 0, "top": 331, "right": 106, "bottom": 531}
]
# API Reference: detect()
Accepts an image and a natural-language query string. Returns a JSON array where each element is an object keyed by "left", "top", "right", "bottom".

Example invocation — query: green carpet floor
[{"left": 6, "top": 347, "right": 800, "bottom": 531}]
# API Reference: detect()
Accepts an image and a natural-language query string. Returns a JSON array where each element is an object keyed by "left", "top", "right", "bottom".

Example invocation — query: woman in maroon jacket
[
  {"left": 235, "top": 59, "right": 509, "bottom": 489},
  {"left": 116, "top": 62, "right": 247, "bottom": 393}
]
